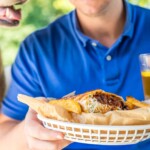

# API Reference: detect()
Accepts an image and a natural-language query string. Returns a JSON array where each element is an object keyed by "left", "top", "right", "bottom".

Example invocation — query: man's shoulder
[
  {"left": 25, "top": 11, "right": 74, "bottom": 42},
  {"left": 37, "top": 11, "right": 73, "bottom": 34},
  {"left": 51, "top": 11, "right": 74, "bottom": 27}
]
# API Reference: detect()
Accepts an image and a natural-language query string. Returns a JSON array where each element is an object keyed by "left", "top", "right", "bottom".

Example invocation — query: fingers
[
  {"left": 26, "top": 122, "right": 64, "bottom": 141},
  {"left": 27, "top": 136, "right": 71, "bottom": 150},
  {"left": 25, "top": 109, "right": 64, "bottom": 141},
  {"left": 26, "top": 108, "right": 37, "bottom": 118},
  {"left": 25, "top": 108, "right": 71, "bottom": 150}
]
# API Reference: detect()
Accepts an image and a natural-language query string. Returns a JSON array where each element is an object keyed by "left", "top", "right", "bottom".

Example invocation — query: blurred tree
[
  {"left": 0, "top": 0, "right": 149, "bottom": 66},
  {"left": 129, "top": 0, "right": 150, "bottom": 6},
  {"left": 0, "top": 0, "right": 73, "bottom": 66}
]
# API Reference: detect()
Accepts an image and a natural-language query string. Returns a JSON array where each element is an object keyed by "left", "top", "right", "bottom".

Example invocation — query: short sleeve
[{"left": 1, "top": 36, "right": 44, "bottom": 120}]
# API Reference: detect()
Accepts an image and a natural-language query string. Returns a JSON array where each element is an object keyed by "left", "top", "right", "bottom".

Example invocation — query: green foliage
[
  {"left": 0, "top": 0, "right": 73, "bottom": 66},
  {"left": 0, "top": 25, "right": 35, "bottom": 65},
  {"left": 0, "top": 0, "right": 149, "bottom": 66},
  {"left": 129, "top": 0, "right": 150, "bottom": 6}
]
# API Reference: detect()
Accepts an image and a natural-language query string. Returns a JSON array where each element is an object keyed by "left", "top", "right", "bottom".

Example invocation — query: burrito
[{"left": 49, "top": 89, "right": 127, "bottom": 114}]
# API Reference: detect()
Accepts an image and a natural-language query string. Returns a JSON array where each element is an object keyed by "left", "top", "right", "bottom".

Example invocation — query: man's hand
[{"left": 24, "top": 109, "right": 71, "bottom": 150}]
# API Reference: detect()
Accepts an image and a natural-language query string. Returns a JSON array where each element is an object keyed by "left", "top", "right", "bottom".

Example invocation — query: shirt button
[
  {"left": 91, "top": 42, "right": 97, "bottom": 47},
  {"left": 106, "top": 55, "right": 112, "bottom": 61}
]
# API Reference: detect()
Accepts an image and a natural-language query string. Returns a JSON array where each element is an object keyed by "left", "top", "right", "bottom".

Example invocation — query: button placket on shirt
[
  {"left": 103, "top": 52, "right": 119, "bottom": 84},
  {"left": 88, "top": 41, "right": 119, "bottom": 84}
]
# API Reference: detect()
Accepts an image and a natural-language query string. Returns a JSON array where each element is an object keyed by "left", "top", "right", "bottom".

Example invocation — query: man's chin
[
  {"left": 81, "top": 11, "right": 102, "bottom": 17},
  {"left": 78, "top": 7, "right": 105, "bottom": 17}
]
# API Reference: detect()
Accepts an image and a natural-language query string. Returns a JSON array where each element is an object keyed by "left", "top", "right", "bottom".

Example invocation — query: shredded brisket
[{"left": 93, "top": 93, "right": 127, "bottom": 110}]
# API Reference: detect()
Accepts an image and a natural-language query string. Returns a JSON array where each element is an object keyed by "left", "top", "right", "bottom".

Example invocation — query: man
[
  {"left": 0, "top": 0, "right": 27, "bottom": 106},
  {"left": 0, "top": 0, "right": 150, "bottom": 149}
]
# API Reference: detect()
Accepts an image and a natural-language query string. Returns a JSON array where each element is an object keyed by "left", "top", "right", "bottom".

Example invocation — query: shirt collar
[
  {"left": 72, "top": 0, "right": 134, "bottom": 47},
  {"left": 72, "top": 10, "right": 90, "bottom": 47},
  {"left": 122, "top": 0, "right": 134, "bottom": 38}
]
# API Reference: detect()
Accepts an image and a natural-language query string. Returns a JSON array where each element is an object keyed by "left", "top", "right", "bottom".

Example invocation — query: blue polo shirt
[{"left": 2, "top": 1, "right": 150, "bottom": 150}]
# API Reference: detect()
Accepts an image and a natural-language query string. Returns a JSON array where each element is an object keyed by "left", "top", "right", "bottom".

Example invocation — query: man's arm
[{"left": 0, "top": 114, "right": 28, "bottom": 150}]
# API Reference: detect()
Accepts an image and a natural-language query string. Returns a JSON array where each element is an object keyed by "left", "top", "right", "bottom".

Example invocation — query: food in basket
[
  {"left": 18, "top": 89, "right": 150, "bottom": 125},
  {"left": 49, "top": 89, "right": 127, "bottom": 113},
  {"left": 17, "top": 95, "right": 73, "bottom": 122},
  {"left": 48, "top": 99, "right": 82, "bottom": 114},
  {"left": 126, "top": 96, "right": 150, "bottom": 108}
]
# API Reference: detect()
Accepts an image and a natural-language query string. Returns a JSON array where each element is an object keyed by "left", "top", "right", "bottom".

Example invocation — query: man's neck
[{"left": 76, "top": 0, "right": 126, "bottom": 48}]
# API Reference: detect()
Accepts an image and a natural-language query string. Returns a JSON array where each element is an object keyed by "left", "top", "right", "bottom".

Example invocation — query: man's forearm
[{"left": 0, "top": 120, "right": 28, "bottom": 150}]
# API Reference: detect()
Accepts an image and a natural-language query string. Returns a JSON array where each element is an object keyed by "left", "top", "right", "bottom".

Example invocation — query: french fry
[
  {"left": 49, "top": 99, "right": 82, "bottom": 114},
  {"left": 126, "top": 96, "right": 150, "bottom": 108},
  {"left": 125, "top": 101, "right": 135, "bottom": 110}
]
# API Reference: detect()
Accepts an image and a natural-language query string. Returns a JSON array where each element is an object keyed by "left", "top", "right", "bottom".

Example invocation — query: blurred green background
[{"left": 0, "top": 0, "right": 150, "bottom": 66}]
